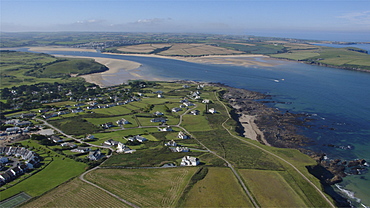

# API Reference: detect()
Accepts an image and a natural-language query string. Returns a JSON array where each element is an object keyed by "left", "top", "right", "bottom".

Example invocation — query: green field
[
  {"left": 84, "top": 167, "right": 198, "bottom": 207},
  {"left": 182, "top": 167, "right": 253, "bottom": 207},
  {"left": 0, "top": 157, "right": 87, "bottom": 200},
  {"left": 20, "top": 178, "right": 130, "bottom": 208},
  {"left": 270, "top": 45, "right": 370, "bottom": 70},
  {"left": 0, "top": 51, "right": 107, "bottom": 88},
  {"left": 239, "top": 169, "right": 307, "bottom": 207}
]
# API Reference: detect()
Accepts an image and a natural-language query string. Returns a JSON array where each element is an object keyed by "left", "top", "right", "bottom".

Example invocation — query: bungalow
[
  {"left": 42, "top": 113, "right": 58, "bottom": 119},
  {"left": 101, "top": 122, "right": 114, "bottom": 129},
  {"left": 150, "top": 118, "right": 167, "bottom": 123},
  {"left": 116, "top": 142, "right": 136, "bottom": 154},
  {"left": 57, "top": 110, "right": 70, "bottom": 116},
  {"left": 71, "top": 147, "right": 91, "bottom": 153},
  {"left": 60, "top": 142, "right": 77, "bottom": 148},
  {"left": 202, "top": 99, "right": 210, "bottom": 104},
  {"left": 154, "top": 111, "right": 164, "bottom": 116},
  {"left": 172, "top": 107, "right": 182, "bottom": 112},
  {"left": 208, "top": 108, "right": 216, "bottom": 114},
  {"left": 190, "top": 110, "right": 199, "bottom": 115},
  {"left": 183, "top": 102, "right": 194, "bottom": 107},
  {"left": 21, "top": 113, "right": 36, "bottom": 118},
  {"left": 85, "top": 134, "right": 95, "bottom": 140},
  {"left": 180, "top": 156, "right": 200, "bottom": 166},
  {"left": 103, "top": 139, "right": 120, "bottom": 146},
  {"left": 49, "top": 135, "right": 64, "bottom": 143},
  {"left": 116, "top": 118, "right": 130, "bottom": 125},
  {"left": 178, "top": 131, "right": 189, "bottom": 139},
  {"left": 6, "top": 127, "right": 20, "bottom": 133},
  {"left": 87, "top": 150, "right": 102, "bottom": 161},
  {"left": 158, "top": 126, "right": 173, "bottom": 132},
  {"left": 128, "top": 135, "right": 148, "bottom": 143},
  {"left": 165, "top": 140, "right": 177, "bottom": 147},
  {"left": 71, "top": 108, "right": 84, "bottom": 113},
  {"left": 171, "top": 147, "right": 190, "bottom": 153},
  {"left": 158, "top": 94, "right": 163, "bottom": 98}
]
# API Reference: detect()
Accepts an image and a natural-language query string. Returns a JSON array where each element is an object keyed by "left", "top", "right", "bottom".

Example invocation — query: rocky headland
[{"left": 212, "top": 83, "right": 367, "bottom": 190}]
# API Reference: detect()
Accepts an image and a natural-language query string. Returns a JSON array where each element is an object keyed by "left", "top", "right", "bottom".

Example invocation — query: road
[
  {"left": 214, "top": 92, "right": 335, "bottom": 208},
  {"left": 35, "top": 90, "right": 335, "bottom": 207}
]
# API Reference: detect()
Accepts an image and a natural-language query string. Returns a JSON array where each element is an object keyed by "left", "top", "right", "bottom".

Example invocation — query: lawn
[
  {"left": 182, "top": 167, "right": 253, "bottom": 207},
  {"left": 21, "top": 178, "right": 130, "bottom": 208},
  {"left": 0, "top": 157, "right": 87, "bottom": 200},
  {"left": 84, "top": 167, "right": 198, "bottom": 207},
  {"left": 238, "top": 169, "right": 307, "bottom": 207}
]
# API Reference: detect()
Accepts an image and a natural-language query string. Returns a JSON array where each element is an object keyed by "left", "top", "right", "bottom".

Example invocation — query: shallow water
[{"left": 26, "top": 49, "right": 370, "bottom": 206}]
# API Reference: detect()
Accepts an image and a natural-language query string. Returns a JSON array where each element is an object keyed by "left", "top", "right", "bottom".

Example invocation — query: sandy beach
[
  {"left": 54, "top": 55, "right": 145, "bottom": 87},
  {"left": 103, "top": 52, "right": 280, "bottom": 67},
  {"left": 28, "top": 46, "right": 97, "bottom": 53}
]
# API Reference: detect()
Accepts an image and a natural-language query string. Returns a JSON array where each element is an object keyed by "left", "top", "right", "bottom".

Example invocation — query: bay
[{"left": 28, "top": 49, "right": 370, "bottom": 206}]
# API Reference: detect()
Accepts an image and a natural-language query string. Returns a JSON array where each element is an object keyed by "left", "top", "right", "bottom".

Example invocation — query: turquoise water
[{"left": 27, "top": 49, "right": 370, "bottom": 206}]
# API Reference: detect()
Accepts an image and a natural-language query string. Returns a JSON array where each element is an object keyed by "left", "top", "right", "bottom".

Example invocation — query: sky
[{"left": 1, "top": 0, "right": 370, "bottom": 41}]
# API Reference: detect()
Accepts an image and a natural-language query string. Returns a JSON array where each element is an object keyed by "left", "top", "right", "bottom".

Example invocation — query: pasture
[
  {"left": 158, "top": 43, "right": 244, "bottom": 56},
  {"left": 0, "top": 157, "right": 87, "bottom": 200},
  {"left": 181, "top": 167, "right": 253, "bottom": 207},
  {"left": 84, "top": 167, "right": 198, "bottom": 207},
  {"left": 21, "top": 178, "right": 130, "bottom": 208},
  {"left": 238, "top": 169, "right": 307, "bottom": 207}
]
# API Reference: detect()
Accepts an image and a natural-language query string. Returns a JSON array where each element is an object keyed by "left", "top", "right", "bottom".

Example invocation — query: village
[{"left": 0, "top": 81, "right": 218, "bottom": 187}]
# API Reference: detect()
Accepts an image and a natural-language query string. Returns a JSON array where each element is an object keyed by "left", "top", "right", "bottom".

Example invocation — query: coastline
[
  {"left": 54, "top": 55, "right": 152, "bottom": 87},
  {"left": 102, "top": 52, "right": 281, "bottom": 67}
]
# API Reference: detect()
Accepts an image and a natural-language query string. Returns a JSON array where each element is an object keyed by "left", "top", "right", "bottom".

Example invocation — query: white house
[
  {"left": 202, "top": 99, "right": 210, "bottom": 104},
  {"left": 178, "top": 131, "right": 189, "bottom": 139},
  {"left": 116, "top": 142, "right": 136, "bottom": 154},
  {"left": 158, "top": 126, "right": 173, "bottom": 132},
  {"left": 128, "top": 135, "right": 148, "bottom": 143},
  {"left": 154, "top": 111, "right": 164, "bottom": 116},
  {"left": 116, "top": 118, "right": 130, "bottom": 125},
  {"left": 172, "top": 147, "right": 189, "bottom": 152},
  {"left": 180, "top": 156, "right": 200, "bottom": 166},
  {"left": 165, "top": 140, "right": 177, "bottom": 147},
  {"left": 208, "top": 108, "right": 216, "bottom": 114}
]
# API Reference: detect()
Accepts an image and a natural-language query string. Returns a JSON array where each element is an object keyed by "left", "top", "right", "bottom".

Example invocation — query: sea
[{"left": 20, "top": 47, "right": 370, "bottom": 207}]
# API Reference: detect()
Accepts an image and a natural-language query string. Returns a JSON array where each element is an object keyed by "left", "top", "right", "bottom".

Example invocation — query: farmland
[
  {"left": 269, "top": 42, "right": 370, "bottom": 70},
  {"left": 21, "top": 178, "right": 130, "bottom": 208},
  {"left": 181, "top": 167, "right": 253, "bottom": 207},
  {"left": 113, "top": 43, "right": 244, "bottom": 56},
  {"left": 84, "top": 167, "right": 198, "bottom": 207},
  {"left": 0, "top": 51, "right": 107, "bottom": 88},
  {"left": 0, "top": 48, "right": 336, "bottom": 208},
  {"left": 238, "top": 169, "right": 307, "bottom": 207}
]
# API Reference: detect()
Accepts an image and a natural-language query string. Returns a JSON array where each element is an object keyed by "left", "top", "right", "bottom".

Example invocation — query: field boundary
[{"left": 215, "top": 91, "right": 335, "bottom": 208}]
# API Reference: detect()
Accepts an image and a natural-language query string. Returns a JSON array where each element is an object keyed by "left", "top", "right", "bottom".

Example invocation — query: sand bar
[
  {"left": 103, "top": 52, "right": 281, "bottom": 67},
  {"left": 54, "top": 55, "right": 145, "bottom": 87},
  {"left": 28, "top": 46, "right": 97, "bottom": 52}
]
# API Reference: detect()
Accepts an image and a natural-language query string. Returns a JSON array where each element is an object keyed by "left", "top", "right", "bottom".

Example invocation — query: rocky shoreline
[{"left": 210, "top": 83, "right": 367, "bottom": 205}]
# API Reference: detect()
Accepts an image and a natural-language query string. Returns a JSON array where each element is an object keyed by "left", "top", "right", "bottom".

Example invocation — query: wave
[{"left": 335, "top": 184, "right": 369, "bottom": 208}]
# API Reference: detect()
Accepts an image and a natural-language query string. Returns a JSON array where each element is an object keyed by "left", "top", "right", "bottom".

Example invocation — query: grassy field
[
  {"left": 182, "top": 167, "right": 253, "bottom": 207},
  {"left": 238, "top": 169, "right": 307, "bottom": 207},
  {"left": 21, "top": 178, "right": 131, "bottom": 208},
  {"left": 84, "top": 167, "right": 198, "bottom": 207},
  {"left": 0, "top": 51, "right": 106, "bottom": 88},
  {"left": 270, "top": 44, "right": 370, "bottom": 70},
  {"left": 115, "top": 43, "right": 244, "bottom": 56},
  {"left": 117, "top": 43, "right": 172, "bottom": 53},
  {"left": 0, "top": 157, "right": 87, "bottom": 200}
]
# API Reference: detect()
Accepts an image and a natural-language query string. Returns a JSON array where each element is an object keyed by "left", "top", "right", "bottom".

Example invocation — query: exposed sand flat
[
  {"left": 103, "top": 52, "right": 280, "bottom": 67},
  {"left": 28, "top": 46, "right": 97, "bottom": 52},
  {"left": 54, "top": 55, "right": 143, "bottom": 87}
]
